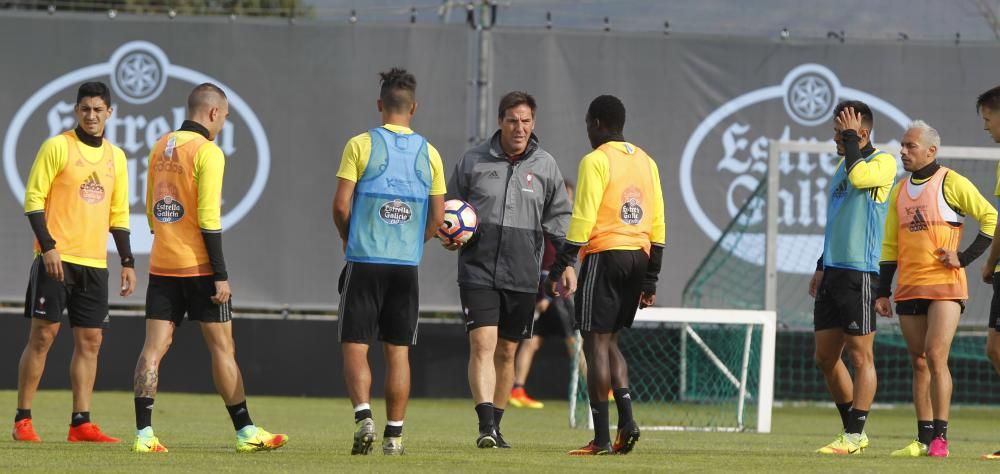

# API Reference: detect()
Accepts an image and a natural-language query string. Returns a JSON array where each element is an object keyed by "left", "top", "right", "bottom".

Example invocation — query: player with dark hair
[
  {"left": 445, "top": 90, "right": 572, "bottom": 449},
  {"left": 810, "top": 100, "right": 896, "bottom": 455},
  {"left": 876, "top": 121, "right": 996, "bottom": 458},
  {"left": 548, "top": 94, "right": 665, "bottom": 455},
  {"left": 130, "top": 82, "right": 287, "bottom": 453},
  {"left": 333, "top": 67, "right": 446, "bottom": 455},
  {"left": 13, "top": 81, "right": 135, "bottom": 444},
  {"left": 975, "top": 85, "right": 1000, "bottom": 461}
]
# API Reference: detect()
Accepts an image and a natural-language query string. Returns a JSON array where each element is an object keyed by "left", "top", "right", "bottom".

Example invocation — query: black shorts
[
  {"left": 535, "top": 296, "right": 574, "bottom": 339},
  {"left": 24, "top": 256, "right": 109, "bottom": 329},
  {"left": 460, "top": 287, "right": 536, "bottom": 341},
  {"left": 338, "top": 262, "right": 419, "bottom": 346},
  {"left": 990, "top": 277, "right": 1000, "bottom": 331},
  {"left": 575, "top": 250, "right": 647, "bottom": 334},
  {"left": 813, "top": 268, "right": 876, "bottom": 336},
  {"left": 896, "top": 298, "right": 966, "bottom": 316},
  {"left": 146, "top": 275, "right": 232, "bottom": 326}
]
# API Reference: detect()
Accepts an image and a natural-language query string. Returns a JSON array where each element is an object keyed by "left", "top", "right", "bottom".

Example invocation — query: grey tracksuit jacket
[{"left": 446, "top": 131, "right": 572, "bottom": 293}]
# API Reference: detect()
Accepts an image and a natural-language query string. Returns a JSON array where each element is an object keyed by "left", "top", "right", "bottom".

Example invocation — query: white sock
[
  {"left": 354, "top": 403, "right": 371, "bottom": 413},
  {"left": 387, "top": 420, "right": 404, "bottom": 427}
]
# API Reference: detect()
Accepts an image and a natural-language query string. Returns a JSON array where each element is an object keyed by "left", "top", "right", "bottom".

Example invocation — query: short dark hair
[
  {"left": 977, "top": 85, "right": 1000, "bottom": 114},
  {"left": 587, "top": 95, "right": 626, "bottom": 133},
  {"left": 379, "top": 68, "right": 417, "bottom": 113},
  {"left": 833, "top": 100, "right": 873, "bottom": 129},
  {"left": 187, "top": 82, "right": 227, "bottom": 113},
  {"left": 497, "top": 91, "right": 536, "bottom": 120},
  {"left": 77, "top": 81, "right": 111, "bottom": 107}
]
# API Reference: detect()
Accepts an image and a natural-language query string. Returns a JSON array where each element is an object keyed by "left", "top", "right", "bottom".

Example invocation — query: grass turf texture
[{"left": 2, "top": 390, "right": 1000, "bottom": 472}]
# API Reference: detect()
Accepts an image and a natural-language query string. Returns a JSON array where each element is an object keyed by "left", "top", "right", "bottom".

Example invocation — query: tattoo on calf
[{"left": 133, "top": 355, "right": 159, "bottom": 398}]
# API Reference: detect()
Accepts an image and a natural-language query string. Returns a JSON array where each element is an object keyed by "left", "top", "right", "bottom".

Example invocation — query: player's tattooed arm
[{"left": 134, "top": 355, "right": 159, "bottom": 398}]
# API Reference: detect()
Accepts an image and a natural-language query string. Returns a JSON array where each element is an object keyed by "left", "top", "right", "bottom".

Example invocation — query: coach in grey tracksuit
[{"left": 443, "top": 91, "right": 572, "bottom": 448}]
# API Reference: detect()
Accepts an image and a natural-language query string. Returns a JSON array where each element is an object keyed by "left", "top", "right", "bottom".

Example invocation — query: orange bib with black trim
[
  {"left": 582, "top": 142, "right": 655, "bottom": 257},
  {"left": 148, "top": 132, "right": 212, "bottom": 277},
  {"left": 36, "top": 131, "right": 114, "bottom": 264},
  {"left": 895, "top": 167, "right": 967, "bottom": 301}
]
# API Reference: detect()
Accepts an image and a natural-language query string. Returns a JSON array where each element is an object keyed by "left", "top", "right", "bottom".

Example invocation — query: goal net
[{"left": 569, "top": 307, "right": 776, "bottom": 433}]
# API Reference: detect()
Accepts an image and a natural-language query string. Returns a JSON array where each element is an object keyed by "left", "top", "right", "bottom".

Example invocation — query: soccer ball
[{"left": 439, "top": 199, "right": 478, "bottom": 244}]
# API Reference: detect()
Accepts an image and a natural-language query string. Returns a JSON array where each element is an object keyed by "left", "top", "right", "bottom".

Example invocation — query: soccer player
[
  {"left": 975, "top": 85, "right": 1000, "bottom": 461},
  {"left": 511, "top": 184, "right": 581, "bottom": 410},
  {"left": 130, "top": 83, "right": 287, "bottom": 453},
  {"left": 547, "top": 95, "right": 665, "bottom": 455},
  {"left": 333, "top": 68, "right": 446, "bottom": 456},
  {"left": 810, "top": 101, "right": 895, "bottom": 455},
  {"left": 13, "top": 81, "right": 136, "bottom": 443},
  {"left": 444, "top": 91, "right": 572, "bottom": 448},
  {"left": 875, "top": 121, "right": 997, "bottom": 458}
]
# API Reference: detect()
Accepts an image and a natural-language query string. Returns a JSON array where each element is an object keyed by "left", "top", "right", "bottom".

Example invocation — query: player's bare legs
[
  {"left": 383, "top": 343, "right": 410, "bottom": 423},
  {"left": 897, "top": 312, "right": 933, "bottom": 455},
  {"left": 844, "top": 333, "right": 876, "bottom": 413},
  {"left": 924, "top": 302, "right": 960, "bottom": 423},
  {"left": 343, "top": 342, "right": 372, "bottom": 407},
  {"left": 200, "top": 321, "right": 246, "bottom": 405},
  {"left": 987, "top": 330, "right": 1000, "bottom": 375},
  {"left": 814, "top": 329, "right": 853, "bottom": 407},
  {"left": 608, "top": 333, "right": 628, "bottom": 389},
  {"left": 468, "top": 326, "right": 498, "bottom": 404},
  {"left": 469, "top": 325, "right": 500, "bottom": 447},
  {"left": 69, "top": 327, "right": 103, "bottom": 412},
  {"left": 134, "top": 319, "right": 176, "bottom": 399},
  {"left": 898, "top": 315, "right": 933, "bottom": 420},
  {"left": 17, "top": 319, "right": 60, "bottom": 410},
  {"left": 492, "top": 338, "right": 518, "bottom": 410},
  {"left": 513, "top": 336, "right": 542, "bottom": 387}
]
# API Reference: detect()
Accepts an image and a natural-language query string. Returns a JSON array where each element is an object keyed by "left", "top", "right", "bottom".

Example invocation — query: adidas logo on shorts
[{"left": 848, "top": 321, "right": 859, "bottom": 330}]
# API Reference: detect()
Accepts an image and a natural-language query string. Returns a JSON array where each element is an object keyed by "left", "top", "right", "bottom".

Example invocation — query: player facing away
[
  {"left": 444, "top": 91, "right": 572, "bottom": 448},
  {"left": 130, "top": 83, "right": 287, "bottom": 453},
  {"left": 875, "top": 121, "right": 997, "bottom": 458},
  {"left": 14, "top": 81, "right": 136, "bottom": 443},
  {"left": 810, "top": 101, "right": 896, "bottom": 455},
  {"left": 332, "top": 68, "right": 446, "bottom": 456},
  {"left": 511, "top": 183, "right": 582, "bottom": 410},
  {"left": 547, "top": 95, "right": 666, "bottom": 455},
  {"left": 975, "top": 85, "right": 1000, "bottom": 461}
]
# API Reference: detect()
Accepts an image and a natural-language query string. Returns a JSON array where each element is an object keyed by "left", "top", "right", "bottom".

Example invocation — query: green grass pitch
[{"left": 1, "top": 390, "right": 999, "bottom": 472}]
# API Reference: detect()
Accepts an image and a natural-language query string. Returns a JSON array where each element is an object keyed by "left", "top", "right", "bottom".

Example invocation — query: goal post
[{"left": 569, "top": 307, "right": 776, "bottom": 433}]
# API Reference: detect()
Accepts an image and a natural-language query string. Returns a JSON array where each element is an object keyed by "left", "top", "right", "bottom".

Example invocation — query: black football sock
[
  {"left": 932, "top": 419, "right": 948, "bottom": 440},
  {"left": 15, "top": 408, "right": 31, "bottom": 422},
  {"left": 835, "top": 401, "right": 853, "bottom": 431},
  {"left": 613, "top": 388, "right": 634, "bottom": 429},
  {"left": 475, "top": 403, "right": 495, "bottom": 433},
  {"left": 493, "top": 406, "right": 505, "bottom": 431},
  {"left": 591, "top": 401, "right": 611, "bottom": 447},
  {"left": 71, "top": 411, "right": 90, "bottom": 427},
  {"left": 917, "top": 420, "right": 934, "bottom": 445},
  {"left": 354, "top": 408, "right": 373, "bottom": 423},
  {"left": 226, "top": 400, "right": 254, "bottom": 431},
  {"left": 134, "top": 397, "right": 154, "bottom": 430},
  {"left": 845, "top": 409, "right": 868, "bottom": 435},
  {"left": 384, "top": 423, "right": 403, "bottom": 438}
]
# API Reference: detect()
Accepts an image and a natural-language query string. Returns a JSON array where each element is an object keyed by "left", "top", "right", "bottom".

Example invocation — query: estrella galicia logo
[
  {"left": 379, "top": 199, "right": 412, "bottom": 225},
  {"left": 153, "top": 195, "right": 184, "bottom": 223},
  {"left": 679, "top": 64, "right": 912, "bottom": 274},
  {"left": 3, "top": 41, "right": 270, "bottom": 254},
  {"left": 620, "top": 186, "right": 643, "bottom": 225}
]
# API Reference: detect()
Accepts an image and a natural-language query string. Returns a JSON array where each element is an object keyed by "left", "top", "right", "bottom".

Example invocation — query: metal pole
[
  {"left": 476, "top": 2, "right": 493, "bottom": 143},
  {"left": 764, "top": 142, "right": 779, "bottom": 312}
]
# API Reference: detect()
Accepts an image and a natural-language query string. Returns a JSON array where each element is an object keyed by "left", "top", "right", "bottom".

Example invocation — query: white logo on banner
[
  {"left": 3, "top": 41, "right": 270, "bottom": 254},
  {"left": 679, "top": 64, "right": 911, "bottom": 274}
]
